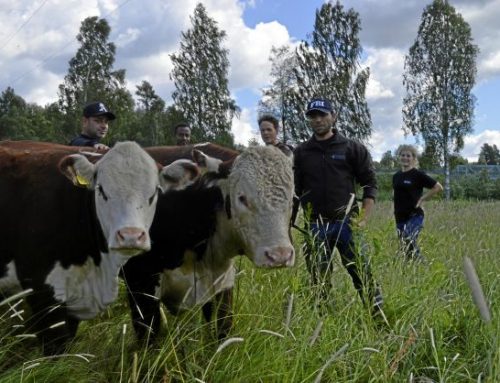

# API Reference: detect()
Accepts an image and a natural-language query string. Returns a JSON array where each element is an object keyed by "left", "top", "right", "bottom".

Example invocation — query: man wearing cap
[
  {"left": 293, "top": 97, "right": 383, "bottom": 318},
  {"left": 69, "top": 101, "right": 115, "bottom": 150}
]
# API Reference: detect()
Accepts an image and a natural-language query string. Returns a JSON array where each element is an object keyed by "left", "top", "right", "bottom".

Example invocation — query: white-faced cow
[
  {"left": 0, "top": 141, "right": 199, "bottom": 354},
  {"left": 123, "top": 144, "right": 295, "bottom": 340}
]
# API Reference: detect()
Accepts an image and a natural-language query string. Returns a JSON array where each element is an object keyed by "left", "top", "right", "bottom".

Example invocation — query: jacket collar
[{"left": 304, "top": 129, "right": 347, "bottom": 149}]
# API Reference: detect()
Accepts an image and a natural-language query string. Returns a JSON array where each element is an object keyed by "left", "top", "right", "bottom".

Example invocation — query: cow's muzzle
[
  {"left": 111, "top": 227, "right": 151, "bottom": 255},
  {"left": 262, "top": 246, "right": 295, "bottom": 267}
]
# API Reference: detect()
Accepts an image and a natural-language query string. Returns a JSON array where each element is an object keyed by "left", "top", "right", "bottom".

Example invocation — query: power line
[
  {"left": 4, "top": 0, "right": 133, "bottom": 89},
  {"left": 0, "top": 0, "right": 50, "bottom": 52}
]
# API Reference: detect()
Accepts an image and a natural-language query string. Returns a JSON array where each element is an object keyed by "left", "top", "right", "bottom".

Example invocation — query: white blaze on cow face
[
  {"left": 225, "top": 146, "right": 295, "bottom": 267},
  {"left": 60, "top": 142, "right": 199, "bottom": 257}
]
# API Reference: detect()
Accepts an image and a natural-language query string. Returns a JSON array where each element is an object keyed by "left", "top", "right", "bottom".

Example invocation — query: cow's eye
[
  {"left": 97, "top": 184, "right": 108, "bottom": 201},
  {"left": 148, "top": 187, "right": 160, "bottom": 205},
  {"left": 238, "top": 194, "right": 249, "bottom": 208}
]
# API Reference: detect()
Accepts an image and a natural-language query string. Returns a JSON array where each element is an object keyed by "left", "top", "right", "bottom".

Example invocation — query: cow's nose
[
  {"left": 264, "top": 246, "right": 295, "bottom": 267},
  {"left": 115, "top": 227, "right": 148, "bottom": 250}
]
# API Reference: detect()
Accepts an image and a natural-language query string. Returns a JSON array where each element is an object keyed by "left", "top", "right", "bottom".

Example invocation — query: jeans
[
  {"left": 304, "top": 217, "right": 382, "bottom": 310},
  {"left": 396, "top": 214, "right": 424, "bottom": 260}
]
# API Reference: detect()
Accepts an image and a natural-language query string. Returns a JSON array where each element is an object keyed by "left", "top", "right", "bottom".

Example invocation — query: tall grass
[{"left": 1, "top": 201, "right": 498, "bottom": 382}]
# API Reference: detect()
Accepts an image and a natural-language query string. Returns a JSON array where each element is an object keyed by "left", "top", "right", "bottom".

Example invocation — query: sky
[{"left": 1, "top": 0, "right": 499, "bottom": 161}]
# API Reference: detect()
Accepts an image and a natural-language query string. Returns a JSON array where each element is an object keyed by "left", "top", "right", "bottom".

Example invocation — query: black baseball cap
[
  {"left": 83, "top": 101, "right": 116, "bottom": 120},
  {"left": 305, "top": 98, "right": 333, "bottom": 116}
]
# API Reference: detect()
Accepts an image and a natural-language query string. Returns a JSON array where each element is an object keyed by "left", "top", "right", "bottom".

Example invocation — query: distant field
[{"left": 1, "top": 201, "right": 499, "bottom": 382}]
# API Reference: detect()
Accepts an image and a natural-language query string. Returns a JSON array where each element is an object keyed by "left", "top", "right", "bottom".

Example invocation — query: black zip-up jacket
[
  {"left": 69, "top": 134, "right": 100, "bottom": 147},
  {"left": 293, "top": 131, "right": 377, "bottom": 221}
]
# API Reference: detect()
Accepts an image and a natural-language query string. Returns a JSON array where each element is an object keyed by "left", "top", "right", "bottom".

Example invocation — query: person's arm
[
  {"left": 358, "top": 197, "right": 375, "bottom": 228},
  {"left": 353, "top": 143, "right": 377, "bottom": 227},
  {"left": 416, "top": 181, "right": 443, "bottom": 208}
]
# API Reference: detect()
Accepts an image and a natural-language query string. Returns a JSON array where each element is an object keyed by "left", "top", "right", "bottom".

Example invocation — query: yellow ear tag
[{"left": 76, "top": 174, "right": 90, "bottom": 186}]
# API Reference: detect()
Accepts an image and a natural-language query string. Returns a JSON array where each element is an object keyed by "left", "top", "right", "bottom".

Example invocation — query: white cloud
[
  {"left": 463, "top": 129, "right": 500, "bottom": 161},
  {"left": 232, "top": 107, "right": 260, "bottom": 145}
]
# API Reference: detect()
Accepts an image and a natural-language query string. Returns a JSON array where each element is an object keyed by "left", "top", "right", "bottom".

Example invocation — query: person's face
[
  {"left": 176, "top": 126, "right": 191, "bottom": 145},
  {"left": 307, "top": 110, "right": 336, "bottom": 137},
  {"left": 399, "top": 150, "right": 415, "bottom": 168},
  {"left": 82, "top": 116, "right": 109, "bottom": 139},
  {"left": 259, "top": 121, "right": 278, "bottom": 145}
]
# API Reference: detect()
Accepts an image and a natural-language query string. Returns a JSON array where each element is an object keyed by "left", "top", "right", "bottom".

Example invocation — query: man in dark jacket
[
  {"left": 293, "top": 97, "right": 383, "bottom": 317},
  {"left": 69, "top": 101, "right": 115, "bottom": 149}
]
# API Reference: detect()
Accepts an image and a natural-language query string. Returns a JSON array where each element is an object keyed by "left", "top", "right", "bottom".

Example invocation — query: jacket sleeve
[
  {"left": 291, "top": 146, "right": 303, "bottom": 225},
  {"left": 353, "top": 142, "right": 377, "bottom": 201}
]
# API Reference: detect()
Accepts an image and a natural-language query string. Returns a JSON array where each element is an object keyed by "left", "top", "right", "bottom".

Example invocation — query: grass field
[{"left": 1, "top": 201, "right": 499, "bottom": 382}]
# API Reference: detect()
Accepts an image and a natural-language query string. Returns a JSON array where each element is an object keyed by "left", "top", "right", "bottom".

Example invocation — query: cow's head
[
  {"left": 200, "top": 146, "right": 295, "bottom": 267},
  {"left": 60, "top": 141, "right": 199, "bottom": 256}
]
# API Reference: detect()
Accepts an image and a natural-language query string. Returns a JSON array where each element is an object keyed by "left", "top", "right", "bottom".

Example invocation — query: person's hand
[
  {"left": 351, "top": 215, "right": 367, "bottom": 229},
  {"left": 415, "top": 198, "right": 424, "bottom": 209},
  {"left": 93, "top": 143, "right": 109, "bottom": 150}
]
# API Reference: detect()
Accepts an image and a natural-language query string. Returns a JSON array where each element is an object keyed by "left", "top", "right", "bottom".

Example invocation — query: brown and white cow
[
  {"left": 0, "top": 140, "right": 198, "bottom": 354},
  {"left": 123, "top": 144, "right": 295, "bottom": 340}
]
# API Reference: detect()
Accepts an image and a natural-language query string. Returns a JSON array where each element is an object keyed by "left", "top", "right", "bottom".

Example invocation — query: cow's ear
[
  {"left": 59, "top": 154, "right": 96, "bottom": 189},
  {"left": 192, "top": 149, "right": 223, "bottom": 173},
  {"left": 159, "top": 159, "right": 200, "bottom": 192}
]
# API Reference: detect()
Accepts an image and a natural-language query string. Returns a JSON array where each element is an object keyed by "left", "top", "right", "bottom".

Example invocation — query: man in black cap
[
  {"left": 293, "top": 97, "right": 384, "bottom": 318},
  {"left": 69, "top": 101, "right": 116, "bottom": 149}
]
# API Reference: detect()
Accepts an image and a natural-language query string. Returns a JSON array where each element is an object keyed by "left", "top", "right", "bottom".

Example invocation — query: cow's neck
[{"left": 45, "top": 252, "right": 129, "bottom": 320}]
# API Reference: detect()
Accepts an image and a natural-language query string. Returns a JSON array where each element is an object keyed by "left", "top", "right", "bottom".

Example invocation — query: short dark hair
[
  {"left": 258, "top": 115, "right": 279, "bottom": 131},
  {"left": 174, "top": 122, "right": 190, "bottom": 134}
]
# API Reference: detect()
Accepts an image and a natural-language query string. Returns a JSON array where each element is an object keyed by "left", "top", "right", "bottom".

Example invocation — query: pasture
[{"left": 1, "top": 200, "right": 499, "bottom": 382}]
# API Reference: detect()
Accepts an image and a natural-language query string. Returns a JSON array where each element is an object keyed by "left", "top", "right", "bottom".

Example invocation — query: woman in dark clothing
[{"left": 393, "top": 145, "right": 443, "bottom": 260}]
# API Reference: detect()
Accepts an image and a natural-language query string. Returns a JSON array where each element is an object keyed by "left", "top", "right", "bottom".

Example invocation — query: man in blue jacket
[{"left": 293, "top": 97, "right": 383, "bottom": 317}]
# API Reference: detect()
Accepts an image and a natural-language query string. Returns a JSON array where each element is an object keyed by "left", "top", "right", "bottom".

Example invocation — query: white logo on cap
[
  {"left": 310, "top": 100, "right": 325, "bottom": 108},
  {"left": 98, "top": 103, "right": 107, "bottom": 112}
]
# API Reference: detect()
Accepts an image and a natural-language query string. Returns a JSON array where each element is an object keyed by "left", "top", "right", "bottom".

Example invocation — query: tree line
[
  {"left": 1, "top": 0, "right": 492, "bottom": 199},
  {"left": 1, "top": 4, "right": 237, "bottom": 148}
]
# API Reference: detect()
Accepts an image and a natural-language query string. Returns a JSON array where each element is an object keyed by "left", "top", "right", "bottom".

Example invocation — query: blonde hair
[{"left": 396, "top": 144, "right": 419, "bottom": 168}]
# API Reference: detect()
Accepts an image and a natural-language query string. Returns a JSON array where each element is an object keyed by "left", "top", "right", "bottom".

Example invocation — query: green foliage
[
  {"left": 0, "top": 87, "right": 64, "bottom": 142},
  {"left": 57, "top": 16, "right": 134, "bottom": 142},
  {"left": 133, "top": 81, "right": 167, "bottom": 146},
  {"left": 403, "top": 0, "right": 479, "bottom": 199},
  {"left": 170, "top": 3, "right": 238, "bottom": 146},
  {"left": 478, "top": 143, "right": 500, "bottom": 165},
  {"left": 259, "top": 45, "right": 298, "bottom": 144},
  {"left": 379, "top": 150, "right": 396, "bottom": 170},
  {"left": 451, "top": 169, "right": 500, "bottom": 200},
  {"left": 288, "top": 1, "right": 371, "bottom": 142}
]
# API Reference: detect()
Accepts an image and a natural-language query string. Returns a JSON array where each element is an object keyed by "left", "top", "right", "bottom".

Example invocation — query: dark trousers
[
  {"left": 304, "top": 218, "right": 382, "bottom": 310},
  {"left": 396, "top": 214, "right": 424, "bottom": 260}
]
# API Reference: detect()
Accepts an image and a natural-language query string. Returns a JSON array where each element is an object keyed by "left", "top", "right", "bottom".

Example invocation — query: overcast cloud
[{"left": 0, "top": 0, "right": 498, "bottom": 160}]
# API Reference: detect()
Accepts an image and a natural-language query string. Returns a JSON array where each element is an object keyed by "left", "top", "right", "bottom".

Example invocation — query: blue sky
[{"left": 1, "top": 0, "right": 499, "bottom": 160}]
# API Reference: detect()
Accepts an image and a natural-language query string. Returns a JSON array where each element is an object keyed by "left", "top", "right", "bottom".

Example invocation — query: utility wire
[
  {"left": 0, "top": 0, "right": 50, "bottom": 51},
  {"left": 4, "top": 0, "right": 133, "bottom": 89}
]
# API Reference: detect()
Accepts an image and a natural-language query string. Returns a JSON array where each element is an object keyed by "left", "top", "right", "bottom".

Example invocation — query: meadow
[{"left": 1, "top": 200, "right": 498, "bottom": 382}]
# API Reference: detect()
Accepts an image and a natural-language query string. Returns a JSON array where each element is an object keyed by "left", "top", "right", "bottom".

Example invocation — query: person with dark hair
[
  {"left": 258, "top": 114, "right": 293, "bottom": 157},
  {"left": 69, "top": 101, "right": 115, "bottom": 150},
  {"left": 174, "top": 122, "right": 191, "bottom": 146},
  {"left": 293, "top": 97, "right": 383, "bottom": 317},
  {"left": 393, "top": 144, "right": 443, "bottom": 261}
]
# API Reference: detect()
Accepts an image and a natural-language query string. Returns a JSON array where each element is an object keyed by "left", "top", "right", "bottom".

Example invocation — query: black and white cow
[
  {"left": 0, "top": 141, "right": 199, "bottom": 354},
  {"left": 123, "top": 144, "right": 295, "bottom": 340}
]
